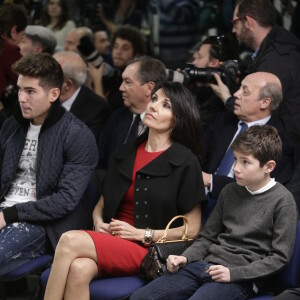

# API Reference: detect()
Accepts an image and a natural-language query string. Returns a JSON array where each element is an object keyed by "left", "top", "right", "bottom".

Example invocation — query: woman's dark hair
[
  {"left": 0, "top": 3, "right": 27, "bottom": 38},
  {"left": 41, "top": 0, "right": 70, "bottom": 30},
  {"left": 152, "top": 81, "right": 202, "bottom": 161}
]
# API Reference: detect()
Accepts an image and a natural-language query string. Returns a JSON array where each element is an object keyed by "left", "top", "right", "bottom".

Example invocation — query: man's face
[
  {"left": 19, "top": 35, "right": 41, "bottom": 57},
  {"left": 233, "top": 151, "right": 269, "bottom": 191},
  {"left": 64, "top": 31, "right": 80, "bottom": 53},
  {"left": 192, "top": 44, "right": 215, "bottom": 68},
  {"left": 112, "top": 37, "right": 135, "bottom": 68},
  {"left": 233, "top": 74, "right": 265, "bottom": 122},
  {"left": 119, "top": 62, "right": 150, "bottom": 114},
  {"left": 192, "top": 44, "right": 220, "bottom": 87},
  {"left": 232, "top": 6, "right": 255, "bottom": 50},
  {"left": 94, "top": 31, "right": 110, "bottom": 55},
  {"left": 17, "top": 75, "right": 58, "bottom": 125}
]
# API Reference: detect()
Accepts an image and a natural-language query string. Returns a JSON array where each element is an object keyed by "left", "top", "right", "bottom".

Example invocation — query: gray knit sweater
[{"left": 183, "top": 182, "right": 298, "bottom": 283}]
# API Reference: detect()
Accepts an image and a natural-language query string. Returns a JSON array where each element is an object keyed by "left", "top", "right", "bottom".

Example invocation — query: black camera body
[{"left": 166, "top": 60, "right": 239, "bottom": 89}]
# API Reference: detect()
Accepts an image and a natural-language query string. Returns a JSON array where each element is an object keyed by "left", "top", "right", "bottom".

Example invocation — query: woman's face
[
  {"left": 47, "top": 0, "right": 62, "bottom": 18},
  {"left": 143, "top": 88, "right": 174, "bottom": 134}
]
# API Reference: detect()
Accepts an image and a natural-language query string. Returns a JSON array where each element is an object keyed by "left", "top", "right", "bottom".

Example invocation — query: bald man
[
  {"left": 53, "top": 51, "right": 109, "bottom": 137},
  {"left": 201, "top": 72, "right": 295, "bottom": 201}
]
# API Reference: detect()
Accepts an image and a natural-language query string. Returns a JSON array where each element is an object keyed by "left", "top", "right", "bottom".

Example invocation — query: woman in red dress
[{"left": 44, "top": 82, "right": 207, "bottom": 300}]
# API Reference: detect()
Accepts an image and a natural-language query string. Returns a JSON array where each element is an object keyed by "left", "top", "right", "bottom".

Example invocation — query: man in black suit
[
  {"left": 53, "top": 51, "right": 110, "bottom": 137},
  {"left": 202, "top": 72, "right": 295, "bottom": 203},
  {"left": 97, "top": 56, "right": 167, "bottom": 169}
]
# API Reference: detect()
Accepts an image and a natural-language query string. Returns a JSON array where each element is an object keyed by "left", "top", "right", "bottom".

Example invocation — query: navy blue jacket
[{"left": 0, "top": 100, "right": 98, "bottom": 248}]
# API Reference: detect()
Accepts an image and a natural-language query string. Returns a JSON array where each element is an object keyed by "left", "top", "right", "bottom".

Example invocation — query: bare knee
[
  {"left": 67, "top": 258, "right": 97, "bottom": 287},
  {"left": 55, "top": 230, "right": 81, "bottom": 258}
]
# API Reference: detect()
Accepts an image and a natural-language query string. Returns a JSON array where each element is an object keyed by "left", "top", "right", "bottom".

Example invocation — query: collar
[
  {"left": 61, "top": 87, "right": 81, "bottom": 111},
  {"left": 13, "top": 99, "right": 66, "bottom": 133},
  {"left": 116, "top": 139, "right": 192, "bottom": 178},
  {"left": 246, "top": 178, "right": 276, "bottom": 195},
  {"left": 251, "top": 48, "right": 260, "bottom": 60},
  {"left": 242, "top": 115, "right": 271, "bottom": 127}
]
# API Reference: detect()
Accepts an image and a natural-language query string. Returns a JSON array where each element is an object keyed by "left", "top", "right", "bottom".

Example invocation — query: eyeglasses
[{"left": 231, "top": 16, "right": 247, "bottom": 27}]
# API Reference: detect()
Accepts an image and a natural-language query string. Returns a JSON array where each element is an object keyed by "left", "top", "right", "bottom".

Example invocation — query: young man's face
[
  {"left": 17, "top": 75, "right": 58, "bottom": 125},
  {"left": 119, "top": 62, "right": 150, "bottom": 114},
  {"left": 112, "top": 37, "right": 135, "bottom": 68},
  {"left": 233, "top": 150, "right": 270, "bottom": 191}
]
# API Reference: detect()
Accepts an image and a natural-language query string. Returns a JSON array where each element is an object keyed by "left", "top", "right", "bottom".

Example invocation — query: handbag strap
[{"left": 157, "top": 215, "right": 189, "bottom": 243}]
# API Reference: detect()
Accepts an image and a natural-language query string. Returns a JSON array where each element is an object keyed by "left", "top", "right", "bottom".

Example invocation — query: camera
[{"left": 166, "top": 60, "right": 239, "bottom": 88}]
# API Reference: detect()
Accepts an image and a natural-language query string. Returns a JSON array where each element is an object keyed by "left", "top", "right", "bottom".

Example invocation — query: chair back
[{"left": 275, "top": 220, "right": 300, "bottom": 288}]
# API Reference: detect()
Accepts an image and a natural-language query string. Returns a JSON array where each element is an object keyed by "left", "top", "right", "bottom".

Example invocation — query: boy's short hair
[
  {"left": 12, "top": 53, "right": 64, "bottom": 91},
  {"left": 231, "top": 125, "right": 282, "bottom": 167}
]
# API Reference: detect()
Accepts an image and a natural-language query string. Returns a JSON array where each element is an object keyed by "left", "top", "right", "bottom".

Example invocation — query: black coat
[
  {"left": 97, "top": 107, "right": 134, "bottom": 169},
  {"left": 103, "top": 138, "right": 207, "bottom": 229},
  {"left": 247, "top": 26, "right": 300, "bottom": 151},
  {"left": 202, "top": 112, "right": 295, "bottom": 199},
  {"left": 69, "top": 85, "right": 110, "bottom": 138}
]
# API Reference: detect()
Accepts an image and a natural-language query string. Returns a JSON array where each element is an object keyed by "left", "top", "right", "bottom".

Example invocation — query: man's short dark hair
[
  {"left": 111, "top": 25, "right": 146, "bottom": 56},
  {"left": 231, "top": 125, "right": 282, "bottom": 167},
  {"left": 12, "top": 53, "right": 64, "bottom": 91},
  {"left": 235, "top": 0, "right": 276, "bottom": 28},
  {"left": 127, "top": 56, "right": 167, "bottom": 86}
]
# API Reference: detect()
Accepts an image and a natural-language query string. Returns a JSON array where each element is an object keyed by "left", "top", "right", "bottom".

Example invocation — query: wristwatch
[{"left": 143, "top": 228, "right": 153, "bottom": 245}]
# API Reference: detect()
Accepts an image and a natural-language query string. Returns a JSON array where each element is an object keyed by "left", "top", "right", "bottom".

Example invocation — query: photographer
[
  {"left": 168, "top": 35, "right": 240, "bottom": 131},
  {"left": 191, "top": 35, "right": 240, "bottom": 130}
]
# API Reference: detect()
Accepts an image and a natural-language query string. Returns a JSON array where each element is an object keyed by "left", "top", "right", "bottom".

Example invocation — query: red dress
[{"left": 86, "top": 142, "right": 164, "bottom": 276}]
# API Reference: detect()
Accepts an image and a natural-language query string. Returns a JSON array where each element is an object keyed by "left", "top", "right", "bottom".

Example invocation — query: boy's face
[
  {"left": 17, "top": 75, "right": 59, "bottom": 125},
  {"left": 233, "top": 150, "right": 271, "bottom": 191}
]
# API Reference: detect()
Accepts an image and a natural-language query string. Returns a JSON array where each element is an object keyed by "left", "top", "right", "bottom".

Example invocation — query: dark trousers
[{"left": 130, "top": 260, "right": 255, "bottom": 300}]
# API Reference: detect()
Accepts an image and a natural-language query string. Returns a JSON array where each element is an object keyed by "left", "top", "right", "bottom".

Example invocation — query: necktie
[
  {"left": 217, "top": 122, "right": 248, "bottom": 176},
  {"left": 124, "top": 115, "right": 141, "bottom": 144}
]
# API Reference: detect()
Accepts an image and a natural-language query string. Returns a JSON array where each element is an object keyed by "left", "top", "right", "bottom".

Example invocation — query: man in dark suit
[
  {"left": 53, "top": 51, "right": 110, "bottom": 137},
  {"left": 202, "top": 72, "right": 295, "bottom": 202},
  {"left": 97, "top": 56, "right": 167, "bottom": 169}
]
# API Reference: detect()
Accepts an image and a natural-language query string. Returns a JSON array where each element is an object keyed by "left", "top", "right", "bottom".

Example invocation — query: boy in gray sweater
[{"left": 131, "top": 125, "right": 298, "bottom": 300}]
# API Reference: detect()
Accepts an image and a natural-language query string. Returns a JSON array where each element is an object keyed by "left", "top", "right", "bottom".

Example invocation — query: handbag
[{"left": 139, "top": 215, "right": 194, "bottom": 280}]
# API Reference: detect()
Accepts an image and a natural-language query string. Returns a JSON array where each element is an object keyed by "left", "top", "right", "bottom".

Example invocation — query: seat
[
  {"left": 0, "top": 254, "right": 53, "bottom": 282},
  {"left": 41, "top": 267, "right": 148, "bottom": 300},
  {"left": 250, "top": 220, "right": 300, "bottom": 299},
  {"left": 0, "top": 254, "right": 53, "bottom": 300}
]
